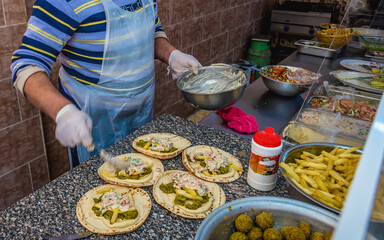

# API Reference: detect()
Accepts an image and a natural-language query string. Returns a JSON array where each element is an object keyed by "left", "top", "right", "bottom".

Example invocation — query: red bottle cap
[{"left": 253, "top": 127, "right": 281, "bottom": 147}]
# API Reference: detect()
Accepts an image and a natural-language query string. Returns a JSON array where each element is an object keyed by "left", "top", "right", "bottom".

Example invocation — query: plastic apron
[{"left": 60, "top": 0, "right": 155, "bottom": 164}]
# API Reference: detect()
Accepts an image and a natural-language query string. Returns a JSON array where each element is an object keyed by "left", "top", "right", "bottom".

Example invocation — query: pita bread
[
  {"left": 152, "top": 170, "right": 226, "bottom": 219},
  {"left": 76, "top": 185, "right": 151, "bottom": 235},
  {"left": 182, "top": 145, "right": 243, "bottom": 183},
  {"left": 132, "top": 133, "right": 191, "bottom": 159},
  {"left": 98, "top": 153, "right": 164, "bottom": 187}
]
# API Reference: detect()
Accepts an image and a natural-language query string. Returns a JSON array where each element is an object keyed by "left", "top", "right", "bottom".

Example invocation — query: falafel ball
[
  {"left": 299, "top": 221, "right": 311, "bottom": 239},
  {"left": 310, "top": 232, "right": 325, "bottom": 240},
  {"left": 263, "top": 228, "right": 283, "bottom": 240},
  {"left": 324, "top": 232, "right": 333, "bottom": 240},
  {"left": 255, "top": 211, "right": 274, "bottom": 230},
  {"left": 235, "top": 214, "right": 254, "bottom": 233},
  {"left": 280, "top": 226, "right": 306, "bottom": 240},
  {"left": 230, "top": 231, "right": 249, "bottom": 240},
  {"left": 248, "top": 227, "right": 263, "bottom": 240}
]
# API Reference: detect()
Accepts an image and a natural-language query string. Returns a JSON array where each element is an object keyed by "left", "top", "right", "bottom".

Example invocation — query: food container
[
  {"left": 279, "top": 142, "right": 363, "bottom": 214},
  {"left": 317, "top": 28, "right": 354, "bottom": 48},
  {"left": 305, "top": 95, "right": 378, "bottom": 122},
  {"left": 313, "top": 84, "right": 382, "bottom": 104},
  {"left": 353, "top": 28, "right": 384, "bottom": 51},
  {"left": 260, "top": 65, "right": 318, "bottom": 97},
  {"left": 295, "top": 40, "right": 342, "bottom": 58},
  {"left": 295, "top": 108, "right": 371, "bottom": 140},
  {"left": 333, "top": 70, "right": 384, "bottom": 94},
  {"left": 281, "top": 121, "right": 365, "bottom": 148},
  {"left": 177, "top": 65, "right": 248, "bottom": 110},
  {"left": 195, "top": 196, "right": 338, "bottom": 240}
]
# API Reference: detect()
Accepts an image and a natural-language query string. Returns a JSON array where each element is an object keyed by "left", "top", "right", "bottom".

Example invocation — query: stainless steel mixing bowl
[
  {"left": 195, "top": 196, "right": 338, "bottom": 240},
  {"left": 177, "top": 66, "right": 248, "bottom": 110},
  {"left": 279, "top": 142, "right": 362, "bottom": 214},
  {"left": 260, "top": 65, "right": 315, "bottom": 97}
]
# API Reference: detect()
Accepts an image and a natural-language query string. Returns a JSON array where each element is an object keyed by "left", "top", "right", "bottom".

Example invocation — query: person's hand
[
  {"left": 55, "top": 104, "right": 93, "bottom": 148},
  {"left": 168, "top": 50, "right": 202, "bottom": 78}
]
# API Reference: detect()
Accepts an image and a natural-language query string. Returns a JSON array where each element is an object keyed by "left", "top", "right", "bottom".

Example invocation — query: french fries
[{"left": 280, "top": 146, "right": 361, "bottom": 211}]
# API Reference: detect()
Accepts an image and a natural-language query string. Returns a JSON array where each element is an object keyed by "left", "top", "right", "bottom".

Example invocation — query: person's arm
[
  {"left": 23, "top": 71, "right": 71, "bottom": 120},
  {"left": 154, "top": 37, "right": 176, "bottom": 64}
]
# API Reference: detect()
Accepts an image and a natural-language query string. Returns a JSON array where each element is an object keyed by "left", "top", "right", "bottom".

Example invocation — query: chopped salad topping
[
  {"left": 119, "top": 157, "right": 148, "bottom": 175},
  {"left": 171, "top": 172, "right": 208, "bottom": 196},
  {"left": 145, "top": 136, "right": 174, "bottom": 152},
  {"left": 99, "top": 190, "right": 133, "bottom": 212},
  {"left": 189, "top": 152, "right": 229, "bottom": 173}
]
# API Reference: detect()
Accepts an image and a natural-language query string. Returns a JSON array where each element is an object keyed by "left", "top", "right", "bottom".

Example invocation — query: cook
[{"left": 11, "top": 0, "right": 202, "bottom": 167}]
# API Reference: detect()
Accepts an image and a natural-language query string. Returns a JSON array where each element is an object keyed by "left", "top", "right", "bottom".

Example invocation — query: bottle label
[{"left": 249, "top": 153, "right": 280, "bottom": 175}]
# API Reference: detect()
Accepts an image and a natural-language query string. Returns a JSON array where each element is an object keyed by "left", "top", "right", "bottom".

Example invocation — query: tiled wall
[{"left": 0, "top": 0, "right": 275, "bottom": 210}]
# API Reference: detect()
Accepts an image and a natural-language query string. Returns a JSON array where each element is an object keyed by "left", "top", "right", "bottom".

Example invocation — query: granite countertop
[{"left": 0, "top": 114, "right": 289, "bottom": 240}]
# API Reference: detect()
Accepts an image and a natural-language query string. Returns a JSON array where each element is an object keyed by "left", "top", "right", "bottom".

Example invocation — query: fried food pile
[{"left": 229, "top": 211, "right": 333, "bottom": 240}]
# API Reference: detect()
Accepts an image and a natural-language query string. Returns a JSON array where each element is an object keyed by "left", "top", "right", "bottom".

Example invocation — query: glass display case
[{"left": 276, "top": 0, "right": 384, "bottom": 239}]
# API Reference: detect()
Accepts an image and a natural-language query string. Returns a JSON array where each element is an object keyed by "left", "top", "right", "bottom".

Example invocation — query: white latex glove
[
  {"left": 168, "top": 50, "right": 202, "bottom": 79},
  {"left": 55, "top": 104, "right": 93, "bottom": 148}
]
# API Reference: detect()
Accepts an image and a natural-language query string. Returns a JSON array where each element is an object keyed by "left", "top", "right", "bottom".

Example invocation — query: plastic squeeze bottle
[{"left": 247, "top": 127, "right": 282, "bottom": 191}]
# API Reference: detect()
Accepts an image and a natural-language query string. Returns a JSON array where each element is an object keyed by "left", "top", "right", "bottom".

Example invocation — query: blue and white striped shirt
[{"left": 11, "top": 0, "right": 163, "bottom": 86}]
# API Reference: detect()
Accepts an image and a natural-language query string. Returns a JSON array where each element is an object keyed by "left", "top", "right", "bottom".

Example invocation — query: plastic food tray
[
  {"left": 295, "top": 108, "right": 371, "bottom": 140},
  {"left": 305, "top": 95, "right": 378, "bottom": 122}
]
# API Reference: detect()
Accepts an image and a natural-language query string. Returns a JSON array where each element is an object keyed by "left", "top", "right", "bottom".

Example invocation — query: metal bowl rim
[
  {"left": 176, "top": 66, "right": 249, "bottom": 95},
  {"left": 195, "top": 196, "right": 339, "bottom": 240},
  {"left": 260, "top": 65, "right": 318, "bottom": 86},
  {"left": 279, "top": 142, "right": 363, "bottom": 214}
]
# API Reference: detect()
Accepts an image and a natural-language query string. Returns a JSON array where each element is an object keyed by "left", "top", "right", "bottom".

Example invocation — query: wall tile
[
  {"left": 164, "top": 23, "right": 183, "bottom": 50},
  {"left": 194, "top": 0, "right": 214, "bottom": 17},
  {"left": 182, "top": 18, "right": 204, "bottom": 49},
  {"left": 0, "top": 78, "right": 20, "bottom": 129},
  {"left": 11, "top": 24, "right": 27, "bottom": 51},
  {"left": 193, "top": 39, "right": 211, "bottom": 66},
  {"left": 0, "top": 164, "right": 33, "bottom": 211},
  {"left": 233, "top": 44, "right": 248, "bottom": 61},
  {"left": 227, "top": 27, "right": 242, "bottom": 51},
  {"left": 29, "top": 155, "right": 50, "bottom": 191},
  {"left": 0, "top": 26, "right": 16, "bottom": 54},
  {"left": 172, "top": 0, "right": 194, "bottom": 25},
  {"left": 16, "top": 91, "right": 39, "bottom": 120},
  {"left": 0, "top": 3, "right": 5, "bottom": 27},
  {"left": 211, "top": 32, "right": 228, "bottom": 59},
  {"left": 154, "top": 82, "right": 169, "bottom": 116},
  {"left": 0, "top": 116, "right": 44, "bottom": 176},
  {"left": 235, "top": 5, "right": 250, "bottom": 27},
  {"left": 220, "top": 8, "right": 237, "bottom": 33},
  {"left": 230, "top": 0, "right": 245, "bottom": 7},
  {"left": 3, "top": 0, "right": 27, "bottom": 25},
  {"left": 41, "top": 112, "right": 56, "bottom": 144},
  {"left": 25, "top": 0, "right": 36, "bottom": 19},
  {"left": 242, "top": 21, "right": 255, "bottom": 45},
  {"left": 249, "top": 2, "right": 262, "bottom": 21},
  {"left": 155, "top": 60, "right": 169, "bottom": 87},
  {"left": 202, "top": 12, "right": 221, "bottom": 40},
  {"left": 167, "top": 80, "right": 183, "bottom": 107},
  {"left": 217, "top": 51, "right": 234, "bottom": 63},
  {"left": 0, "top": 52, "right": 12, "bottom": 79},
  {"left": 46, "top": 140, "right": 69, "bottom": 180},
  {"left": 214, "top": 0, "right": 231, "bottom": 12},
  {"left": 157, "top": 0, "right": 171, "bottom": 27}
]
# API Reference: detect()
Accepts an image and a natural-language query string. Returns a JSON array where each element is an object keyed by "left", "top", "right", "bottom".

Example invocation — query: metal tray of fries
[{"left": 279, "top": 142, "right": 362, "bottom": 214}]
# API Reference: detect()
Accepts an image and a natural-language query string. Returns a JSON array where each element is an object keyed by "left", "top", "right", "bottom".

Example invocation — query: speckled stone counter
[{"left": 0, "top": 114, "right": 289, "bottom": 240}]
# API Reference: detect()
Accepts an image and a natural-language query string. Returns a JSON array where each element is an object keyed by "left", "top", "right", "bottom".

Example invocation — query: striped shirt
[{"left": 11, "top": 0, "right": 163, "bottom": 86}]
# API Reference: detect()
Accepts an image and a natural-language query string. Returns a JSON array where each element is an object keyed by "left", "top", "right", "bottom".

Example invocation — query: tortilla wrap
[
  {"left": 132, "top": 133, "right": 191, "bottom": 159},
  {"left": 98, "top": 153, "right": 164, "bottom": 187},
  {"left": 182, "top": 145, "right": 243, "bottom": 183},
  {"left": 76, "top": 185, "right": 151, "bottom": 235},
  {"left": 152, "top": 170, "right": 226, "bottom": 219}
]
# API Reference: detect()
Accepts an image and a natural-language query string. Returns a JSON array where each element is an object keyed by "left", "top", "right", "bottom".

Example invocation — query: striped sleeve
[
  {"left": 11, "top": 0, "right": 80, "bottom": 83},
  {"left": 153, "top": 0, "right": 163, "bottom": 33}
]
